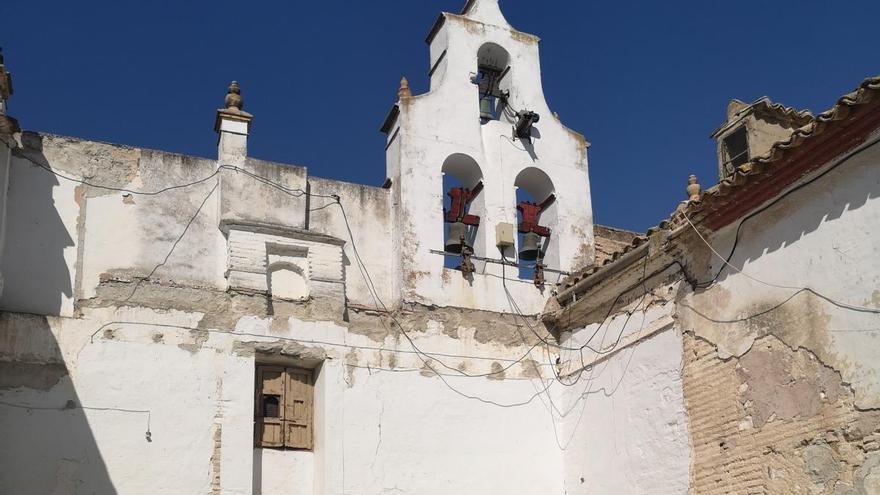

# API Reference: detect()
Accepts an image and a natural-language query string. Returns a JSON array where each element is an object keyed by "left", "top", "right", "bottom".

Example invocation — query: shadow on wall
[
  {"left": 253, "top": 448, "right": 263, "bottom": 494},
  {"left": 0, "top": 312, "right": 118, "bottom": 493},
  {"left": 710, "top": 145, "right": 880, "bottom": 286},
  {"left": 0, "top": 133, "right": 117, "bottom": 492},
  {"left": 1, "top": 132, "right": 74, "bottom": 315}
]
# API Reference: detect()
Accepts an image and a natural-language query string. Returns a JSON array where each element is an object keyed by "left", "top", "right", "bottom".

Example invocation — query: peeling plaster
[
  {"left": 348, "top": 304, "right": 544, "bottom": 348},
  {"left": 0, "top": 362, "right": 67, "bottom": 390},
  {"left": 177, "top": 329, "right": 209, "bottom": 354},
  {"left": 487, "top": 362, "right": 505, "bottom": 380},
  {"left": 683, "top": 331, "right": 880, "bottom": 493},
  {"left": 737, "top": 335, "right": 845, "bottom": 427}
]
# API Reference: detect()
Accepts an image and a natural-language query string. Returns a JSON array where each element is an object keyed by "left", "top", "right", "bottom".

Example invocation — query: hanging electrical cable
[
  {"left": 693, "top": 135, "right": 880, "bottom": 289},
  {"left": 20, "top": 154, "right": 565, "bottom": 406}
]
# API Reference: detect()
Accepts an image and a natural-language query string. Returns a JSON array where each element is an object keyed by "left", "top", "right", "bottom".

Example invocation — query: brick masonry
[{"left": 682, "top": 332, "right": 880, "bottom": 494}]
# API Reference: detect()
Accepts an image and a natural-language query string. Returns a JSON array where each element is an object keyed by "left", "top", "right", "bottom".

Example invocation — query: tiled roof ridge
[
  {"left": 751, "top": 97, "right": 815, "bottom": 128},
  {"left": 594, "top": 224, "right": 640, "bottom": 240},
  {"left": 749, "top": 77, "right": 880, "bottom": 166},
  {"left": 691, "top": 75, "right": 880, "bottom": 220},
  {"left": 556, "top": 75, "right": 880, "bottom": 294}
]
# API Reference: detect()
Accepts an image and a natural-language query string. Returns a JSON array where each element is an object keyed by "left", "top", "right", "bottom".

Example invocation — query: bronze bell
[
  {"left": 519, "top": 232, "right": 542, "bottom": 261},
  {"left": 445, "top": 222, "right": 469, "bottom": 254},
  {"left": 480, "top": 97, "right": 495, "bottom": 120}
]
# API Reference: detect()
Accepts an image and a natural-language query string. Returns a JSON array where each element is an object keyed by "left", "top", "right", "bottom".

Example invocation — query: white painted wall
[
  {"left": 1, "top": 304, "right": 565, "bottom": 494},
  {"left": 556, "top": 299, "right": 691, "bottom": 494},
  {"left": 307, "top": 176, "right": 394, "bottom": 308},
  {"left": 336, "top": 367, "right": 563, "bottom": 495},
  {"left": 256, "top": 449, "right": 314, "bottom": 495},
  {"left": 0, "top": 307, "right": 253, "bottom": 494},
  {"left": 0, "top": 153, "right": 79, "bottom": 316}
]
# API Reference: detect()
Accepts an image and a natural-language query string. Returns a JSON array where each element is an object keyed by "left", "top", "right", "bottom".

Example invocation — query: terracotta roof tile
[
  {"left": 751, "top": 98, "right": 815, "bottom": 128},
  {"left": 688, "top": 76, "right": 880, "bottom": 224}
]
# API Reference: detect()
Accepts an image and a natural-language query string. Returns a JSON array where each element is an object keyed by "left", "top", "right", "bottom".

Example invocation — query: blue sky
[{"left": 2, "top": 0, "right": 877, "bottom": 231}]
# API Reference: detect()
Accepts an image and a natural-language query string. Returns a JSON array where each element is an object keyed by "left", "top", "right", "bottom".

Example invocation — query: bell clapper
[
  {"left": 459, "top": 231, "right": 475, "bottom": 275},
  {"left": 534, "top": 258, "right": 545, "bottom": 287}
]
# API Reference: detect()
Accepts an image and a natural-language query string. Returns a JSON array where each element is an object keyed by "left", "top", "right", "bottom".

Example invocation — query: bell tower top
[
  {"left": 460, "top": 0, "right": 510, "bottom": 28},
  {"left": 381, "top": 0, "right": 594, "bottom": 313}
]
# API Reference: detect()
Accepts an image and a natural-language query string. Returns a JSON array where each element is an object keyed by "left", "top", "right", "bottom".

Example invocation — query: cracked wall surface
[
  {"left": 551, "top": 131, "right": 880, "bottom": 494},
  {"left": 0, "top": 127, "right": 570, "bottom": 494},
  {"left": 675, "top": 131, "right": 880, "bottom": 493},
  {"left": 0, "top": 297, "right": 564, "bottom": 494},
  {"left": 683, "top": 332, "right": 880, "bottom": 494},
  {"left": 555, "top": 282, "right": 691, "bottom": 494}
]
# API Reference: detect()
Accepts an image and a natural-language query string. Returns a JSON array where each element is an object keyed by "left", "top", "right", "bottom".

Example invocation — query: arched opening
[
  {"left": 514, "top": 168, "right": 558, "bottom": 280},
  {"left": 442, "top": 154, "right": 485, "bottom": 271},
  {"left": 474, "top": 43, "right": 511, "bottom": 123},
  {"left": 268, "top": 261, "right": 309, "bottom": 301}
]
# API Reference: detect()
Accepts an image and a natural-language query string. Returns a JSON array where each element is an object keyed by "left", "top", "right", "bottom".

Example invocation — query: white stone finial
[
  {"left": 398, "top": 77, "right": 412, "bottom": 99},
  {"left": 224, "top": 81, "right": 243, "bottom": 111},
  {"left": 687, "top": 175, "right": 701, "bottom": 202}
]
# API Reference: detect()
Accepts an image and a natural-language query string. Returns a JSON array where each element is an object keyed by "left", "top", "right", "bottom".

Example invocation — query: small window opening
[
  {"left": 262, "top": 395, "right": 281, "bottom": 418},
  {"left": 722, "top": 126, "right": 749, "bottom": 174}
]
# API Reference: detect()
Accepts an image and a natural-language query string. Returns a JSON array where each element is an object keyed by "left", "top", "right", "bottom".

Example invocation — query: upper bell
[{"left": 480, "top": 97, "right": 496, "bottom": 120}]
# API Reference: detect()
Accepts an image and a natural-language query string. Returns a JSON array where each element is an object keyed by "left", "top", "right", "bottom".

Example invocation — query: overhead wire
[
  {"left": 16, "top": 148, "right": 345, "bottom": 202},
  {"left": 500, "top": 246, "right": 661, "bottom": 450},
  {"left": 14, "top": 156, "right": 553, "bottom": 384},
  {"left": 33, "top": 129, "right": 877, "bottom": 410},
  {"left": 683, "top": 211, "right": 880, "bottom": 315},
  {"left": 694, "top": 134, "right": 880, "bottom": 288},
  {"left": 13, "top": 137, "right": 662, "bottom": 416},
  {"left": 121, "top": 180, "right": 219, "bottom": 303},
  {"left": 332, "top": 195, "right": 563, "bottom": 405},
  {"left": 493, "top": 130, "right": 667, "bottom": 426},
  {"left": 85, "top": 320, "right": 559, "bottom": 366},
  {"left": 0, "top": 399, "right": 153, "bottom": 441},
  {"left": 17, "top": 92, "right": 877, "bottom": 449}
]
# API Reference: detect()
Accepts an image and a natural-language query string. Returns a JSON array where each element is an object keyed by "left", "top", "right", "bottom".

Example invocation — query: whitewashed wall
[
  {"left": 556, "top": 297, "right": 691, "bottom": 494},
  {"left": 0, "top": 305, "right": 565, "bottom": 494},
  {"left": 307, "top": 176, "right": 394, "bottom": 307},
  {"left": 0, "top": 2, "right": 607, "bottom": 494},
  {"left": 0, "top": 131, "right": 567, "bottom": 494},
  {"left": 679, "top": 131, "right": 880, "bottom": 409}
]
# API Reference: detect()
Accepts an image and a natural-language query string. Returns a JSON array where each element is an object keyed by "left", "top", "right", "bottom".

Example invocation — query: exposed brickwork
[
  {"left": 682, "top": 332, "right": 880, "bottom": 494},
  {"left": 210, "top": 423, "right": 222, "bottom": 494}
]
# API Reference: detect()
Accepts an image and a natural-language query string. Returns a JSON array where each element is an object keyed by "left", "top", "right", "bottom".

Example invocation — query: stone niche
[{"left": 223, "top": 222, "right": 346, "bottom": 318}]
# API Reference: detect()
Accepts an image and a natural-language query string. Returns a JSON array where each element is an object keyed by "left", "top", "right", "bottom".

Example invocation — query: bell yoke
[
  {"left": 516, "top": 194, "right": 555, "bottom": 261},
  {"left": 444, "top": 182, "right": 484, "bottom": 254}
]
